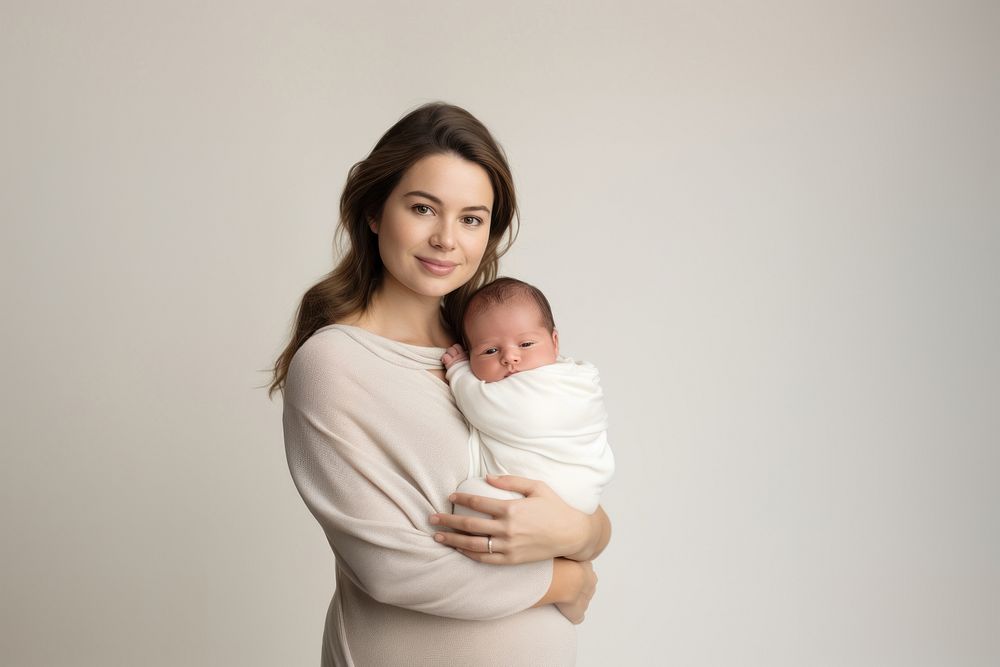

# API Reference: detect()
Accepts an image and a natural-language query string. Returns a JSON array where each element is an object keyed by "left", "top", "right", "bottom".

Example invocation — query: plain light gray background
[{"left": 2, "top": 1, "right": 998, "bottom": 665}]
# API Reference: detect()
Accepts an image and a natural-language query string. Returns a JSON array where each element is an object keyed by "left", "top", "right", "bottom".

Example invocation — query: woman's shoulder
[
  {"left": 289, "top": 325, "right": 363, "bottom": 370},
  {"left": 285, "top": 325, "right": 371, "bottom": 393},
  {"left": 286, "top": 324, "right": 444, "bottom": 400}
]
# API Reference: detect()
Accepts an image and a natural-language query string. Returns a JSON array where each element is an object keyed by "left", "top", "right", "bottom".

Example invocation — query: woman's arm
[
  {"left": 430, "top": 474, "right": 612, "bottom": 564},
  {"left": 283, "top": 333, "right": 556, "bottom": 621}
]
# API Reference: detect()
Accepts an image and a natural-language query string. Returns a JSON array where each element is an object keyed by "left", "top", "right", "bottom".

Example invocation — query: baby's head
[{"left": 461, "top": 278, "right": 559, "bottom": 383}]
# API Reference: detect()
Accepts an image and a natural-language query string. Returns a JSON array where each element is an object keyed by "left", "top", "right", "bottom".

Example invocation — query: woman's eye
[
  {"left": 462, "top": 216, "right": 484, "bottom": 226},
  {"left": 413, "top": 204, "right": 433, "bottom": 215}
]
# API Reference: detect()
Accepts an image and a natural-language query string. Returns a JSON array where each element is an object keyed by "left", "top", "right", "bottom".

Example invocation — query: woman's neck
[{"left": 342, "top": 278, "right": 455, "bottom": 348}]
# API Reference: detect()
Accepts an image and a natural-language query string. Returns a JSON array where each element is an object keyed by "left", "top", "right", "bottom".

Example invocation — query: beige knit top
[{"left": 282, "top": 324, "right": 577, "bottom": 666}]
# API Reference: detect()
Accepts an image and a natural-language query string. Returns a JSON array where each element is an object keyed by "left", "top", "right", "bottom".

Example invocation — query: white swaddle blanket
[{"left": 446, "top": 356, "right": 615, "bottom": 514}]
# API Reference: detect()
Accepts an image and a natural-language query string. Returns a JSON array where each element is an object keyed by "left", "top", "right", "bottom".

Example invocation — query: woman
[{"left": 270, "top": 102, "right": 611, "bottom": 666}]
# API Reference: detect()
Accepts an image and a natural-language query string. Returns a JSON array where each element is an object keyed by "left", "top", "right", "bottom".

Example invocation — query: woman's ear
[{"left": 368, "top": 217, "right": 378, "bottom": 234}]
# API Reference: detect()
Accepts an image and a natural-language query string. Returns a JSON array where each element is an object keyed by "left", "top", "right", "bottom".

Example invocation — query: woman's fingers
[
  {"left": 433, "top": 530, "right": 490, "bottom": 551},
  {"left": 447, "top": 491, "right": 512, "bottom": 518},
  {"left": 433, "top": 531, "right": 512, "bottom": 560},
  {"left": 455, "top": 548, "right": 508, "bottom": 564},
  {"left": 431, "top": 527, "right": 521, "bottom": 563},
  {"left": 430, "top": 510, "right": 501, "bottom": 536},
  {"left": 431, "top": 529, "right": 518, "bottom": 564},
  {"left": 555, "top": 601, "right": 586, "bottom": 624},
  {"left": 484, "top": 474, "right": 550, "bottom": 497}
]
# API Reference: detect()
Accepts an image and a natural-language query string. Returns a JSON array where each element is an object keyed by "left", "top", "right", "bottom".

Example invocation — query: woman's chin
[{"left": 408, "top": 275, "right": 473, "bottom": 299}]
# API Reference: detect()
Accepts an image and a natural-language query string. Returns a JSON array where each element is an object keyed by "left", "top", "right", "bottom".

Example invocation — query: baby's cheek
[{"left": 470, "top": 358, "right": 502, "bottom": 383}]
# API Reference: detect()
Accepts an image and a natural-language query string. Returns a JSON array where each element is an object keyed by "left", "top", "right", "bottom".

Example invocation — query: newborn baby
[{"left": 442, "top": 278, "right": 615, "bottom": 518}]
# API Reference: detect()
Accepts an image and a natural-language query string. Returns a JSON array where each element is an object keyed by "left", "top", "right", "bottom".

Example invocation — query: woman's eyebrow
[{"left": 403, "top": 190, "right": 491, "bottom": 214}]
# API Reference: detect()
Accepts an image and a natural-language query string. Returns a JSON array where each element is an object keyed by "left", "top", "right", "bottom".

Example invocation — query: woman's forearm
[{"left": 565, "top": 505, "right": 611, "bottom": 562}]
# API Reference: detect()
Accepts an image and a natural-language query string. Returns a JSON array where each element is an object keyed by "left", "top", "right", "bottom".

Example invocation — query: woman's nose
[{"left": 429, "top": 221, "right": 456, "bottom": 250}]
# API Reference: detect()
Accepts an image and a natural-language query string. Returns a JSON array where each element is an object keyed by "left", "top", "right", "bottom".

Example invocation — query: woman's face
[{"left": 371, "top": 153, "right": 493, "bottom": 300}]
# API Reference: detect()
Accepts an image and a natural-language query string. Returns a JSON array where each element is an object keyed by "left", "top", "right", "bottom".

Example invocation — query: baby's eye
[
  {"left": 482, "top": 347, "right": 498, "bottom": 355},
  {"left": 519, "top": 341, "right": 536, "bottom": 348},
  {"left": 412, "top": 204, "right": 433, "bottom": 215}
]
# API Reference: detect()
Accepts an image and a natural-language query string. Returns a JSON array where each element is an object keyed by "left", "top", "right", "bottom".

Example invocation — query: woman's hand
[
  {"left": 429, "top": 474, "right": 609, "bottom": 564},
  {"left": 531, "top": 558, "right": 597, "bottom": 624},
  {"left": 553, "top": 559, "right": 597, "bottom": 625}
]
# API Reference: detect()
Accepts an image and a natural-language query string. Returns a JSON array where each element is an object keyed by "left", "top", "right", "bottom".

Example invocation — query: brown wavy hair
[{"left": 267, "top": 102, "right": 520, "bottom": 398}]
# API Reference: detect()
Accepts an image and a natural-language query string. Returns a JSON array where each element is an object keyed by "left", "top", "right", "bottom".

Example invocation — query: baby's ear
[{"left": 551, "top": 328, "right": 559, "bottom": 355}]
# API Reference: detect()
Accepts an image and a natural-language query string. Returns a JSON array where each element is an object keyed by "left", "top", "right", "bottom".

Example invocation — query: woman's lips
[{"left": 417, "top": 257, "right": 458, "bottom": 276}]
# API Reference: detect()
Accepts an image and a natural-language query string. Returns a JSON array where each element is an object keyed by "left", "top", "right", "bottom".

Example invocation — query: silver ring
[{"left": 487, "top": 536, "right": 494, "bottom": 554}]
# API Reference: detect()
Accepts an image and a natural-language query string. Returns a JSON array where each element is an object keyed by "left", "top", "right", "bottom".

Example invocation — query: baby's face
[{"left": 464, "top": 299, "right": 559, "bottom": 383}]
